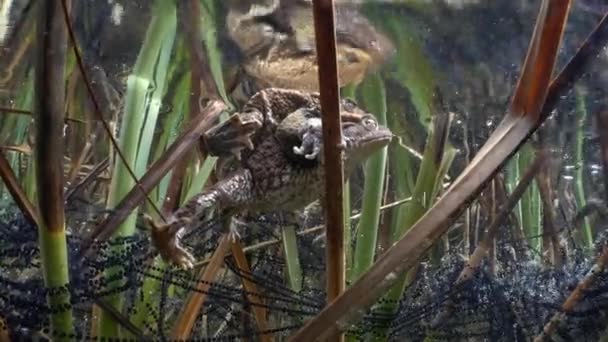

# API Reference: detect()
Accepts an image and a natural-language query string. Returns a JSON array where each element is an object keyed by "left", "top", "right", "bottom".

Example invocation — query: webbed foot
[
  {"left": 292, "top": 118, "right": 323, "bottom": 160},
  {"left": 202, "top": 113, "right": 262, "bottom": 159},
  {"left": 144, "top": 214, "right": 196, "bottom": 269}
]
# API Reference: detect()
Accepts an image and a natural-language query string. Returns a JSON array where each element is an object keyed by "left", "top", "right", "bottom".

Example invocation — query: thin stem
[{"left": 311, "top": 0, "right": 345, "bottom": 320}]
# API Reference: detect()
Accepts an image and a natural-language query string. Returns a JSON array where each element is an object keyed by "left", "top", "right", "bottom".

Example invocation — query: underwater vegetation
[{"left": 2, "top": 0, "right": 608, "bottom": 341}]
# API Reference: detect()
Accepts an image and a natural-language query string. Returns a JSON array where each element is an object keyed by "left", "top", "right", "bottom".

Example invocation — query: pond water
[{"left": 1, "top": 0, "right": 608, "bottom": 341}]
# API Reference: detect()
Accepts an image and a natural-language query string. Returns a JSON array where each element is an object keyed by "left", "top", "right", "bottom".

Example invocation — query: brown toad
[{"left": 146, "top": 88, "right": 393, "bottom": 268}]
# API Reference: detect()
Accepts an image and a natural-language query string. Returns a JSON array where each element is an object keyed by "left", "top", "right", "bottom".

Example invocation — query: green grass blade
[
  {"left": 519, "top": 143, "right": 542, "bottom": 254},
  {"left": 98, "top": 1, "right": 177, "bottom": 337},
  {"left": 350, "top": 73, "right": 388, "bottom": 282},
  {"left": 574, "top": 87, "right": 593, "bottom": 249},
  {"left": 282, "top": 224, "right": 303, "bottom": 292},
  {"left": 201, "top": 0, "right": 231, "bottom": 107},
  {"left": 371, "top": 112, "right": 452, "bottom": 340}
]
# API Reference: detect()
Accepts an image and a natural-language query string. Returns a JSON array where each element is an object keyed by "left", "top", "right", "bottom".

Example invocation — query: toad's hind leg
[
  {"left": 145, "top": 191, "right": 219, "bottom": 269},
  {"left": 146, "top": 170, "right": 254, "bottom": 269}
]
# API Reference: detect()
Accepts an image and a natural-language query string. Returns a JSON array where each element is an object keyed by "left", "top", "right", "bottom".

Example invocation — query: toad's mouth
[{"left": 344, "top": 128, "right": 394, "bottom": 149}]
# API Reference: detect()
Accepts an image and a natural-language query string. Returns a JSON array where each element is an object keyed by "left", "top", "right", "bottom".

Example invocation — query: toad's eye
[{"left": 362, "top": 117, "right": 377, "bottom": 128}]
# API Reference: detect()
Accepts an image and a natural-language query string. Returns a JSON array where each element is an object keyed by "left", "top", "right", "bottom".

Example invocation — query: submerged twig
[
  {"left": 92, "top": 298, "right": 145, "bottom": 339},
  {"left": 0, "top": 151, "right": 39, "bottom": 226},
  {"left": 311, "top": 0, "right": 345, "bottom": 317},
  {"left": 568, "top": 200, "right": 608, "bottom": 253},
  {"left": 536, "top": 154, "right": 564, "bottom": 266},
  {"left": 430, "top": 151, "right": 546, "bottom": 329},
  {"left": 0, "top": 107, "right": 31, "bottom": 115},
  {"left": 171, "top": 234, "right": 231, "bottom": 340},
  {"left": 0, "top": 106, "right": 86, "bottom": 124},
  {"left": 66, "top": 125, "right": 102, "bottom": 185},
  {"left": 65, "top": 157, "right": 109, "bottom": 201},
  {"left": 230, "top": 239, "right": 272, "bottom": 342},
  {"left": 541, "top": 11, "right": 608, "bottom": 120},
  {"left": 534, "top": 243, "right": 608, "bottom": 341}
]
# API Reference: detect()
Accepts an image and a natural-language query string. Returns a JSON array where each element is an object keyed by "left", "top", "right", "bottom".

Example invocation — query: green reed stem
[
  {"left": 283, "top": 224, "right": 303, "bottom": 292},
  {"left": 350, "top": 73, "right": 388, "bottom": 282},
  {"left": 575, "top": 87, "right": 593, "bottom": 249},
  {"left": 519, "top": 144, "right": 542, "bottom": 253},
  {"left": 34, "top": 0, "right": 74, "bottom": 338},
  {"left": 98, "top": 1, "right": 176, "bottom": 337},
  {"left": 341, "top": 83, "right": 356, "bottom": 278}
]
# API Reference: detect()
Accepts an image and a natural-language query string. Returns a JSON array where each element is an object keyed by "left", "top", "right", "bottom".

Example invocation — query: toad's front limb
[
  {"left": 202, "top": 114, "right": 262, "bottom": 160},
  {"left": 292, "top": 117, "right": 323, "bottom": 160}
]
